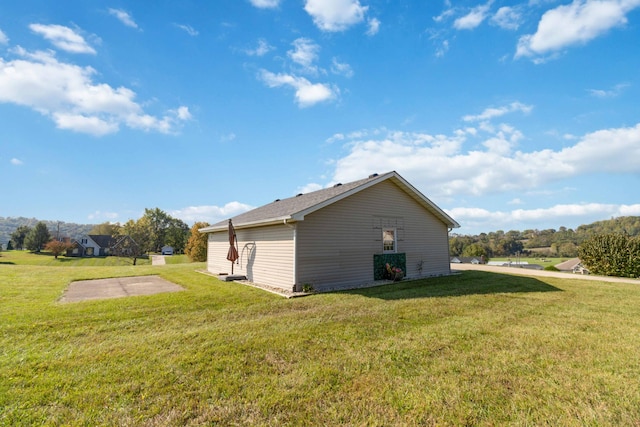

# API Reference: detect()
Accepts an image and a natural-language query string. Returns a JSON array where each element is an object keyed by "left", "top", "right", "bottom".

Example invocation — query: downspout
[
  {"left": 284, "top": 219, "right": 297, "bottom": 291},
  {"left": 447, "top": 227, "right": 453, "bottom": 274}
]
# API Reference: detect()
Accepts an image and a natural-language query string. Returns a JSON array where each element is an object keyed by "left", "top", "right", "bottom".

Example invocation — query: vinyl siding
[
  {"left": 296, "top": 180, "right": 451, "bottom": 291},
  {"left": 207, "top": 223, "right": 295, "bottom": 291}
]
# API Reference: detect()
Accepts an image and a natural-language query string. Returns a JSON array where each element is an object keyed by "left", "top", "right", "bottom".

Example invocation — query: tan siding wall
[
  {"left": 296, "top": 180, "right": 451, "bottom": 291},
  {"left": 207, "top": 224, "right": 295, "bottom": 291}
]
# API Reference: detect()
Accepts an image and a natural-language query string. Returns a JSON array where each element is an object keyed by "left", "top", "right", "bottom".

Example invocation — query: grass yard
[
  {"left": 490, "top": 257, "right": 567, "bottom": 268},
  {"left": 162, "top": 254, "right": 191, "bottom": 265},
  {"left": 1, "top": 250, "right": 152, "bottom": 266},
  {"left": 2, "top": 252, "right": 640, "bottom": 425}
]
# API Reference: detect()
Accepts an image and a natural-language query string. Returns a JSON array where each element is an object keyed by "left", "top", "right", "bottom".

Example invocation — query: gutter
[{"left": 199, "top": 216, "right": 296, "bottom": 233}]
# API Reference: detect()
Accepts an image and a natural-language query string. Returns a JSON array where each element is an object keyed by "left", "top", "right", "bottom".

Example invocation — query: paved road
[{"left": 451, "top": 263, "right": 640, "bottom": 285}]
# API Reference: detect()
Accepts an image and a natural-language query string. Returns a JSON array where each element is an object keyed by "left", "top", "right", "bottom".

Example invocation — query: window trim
[{"left": 382, "top": 228, "right": 397, "bottom": 253}]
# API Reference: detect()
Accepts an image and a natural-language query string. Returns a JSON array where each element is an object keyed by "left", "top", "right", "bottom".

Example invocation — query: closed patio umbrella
[{"left": 226, "top": 219, "right": 239, "bottom": 274}]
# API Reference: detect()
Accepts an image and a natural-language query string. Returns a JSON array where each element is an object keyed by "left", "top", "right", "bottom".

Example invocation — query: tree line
[
  {"left": 6, "top": 208, "right": 211, "bottom": 263},
  {"left": 450, "top": 216, "right": 640, "bottom": 260}
]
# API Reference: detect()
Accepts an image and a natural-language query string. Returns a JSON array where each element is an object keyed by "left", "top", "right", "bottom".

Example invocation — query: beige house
[
  {"left": 555, "top": 258, "right": 590, "bottom": 274},
  {"left": 200, "top": 171, "right": 459, "bottom": 292}
]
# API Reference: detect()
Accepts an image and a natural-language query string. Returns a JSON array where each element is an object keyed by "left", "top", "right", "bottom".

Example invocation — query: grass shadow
[
  {"left": 0, "top": 261, "right": 15, "bottom": 265},
  {"left": 341, "top": 270, "right": 562, "bottom": 300}
]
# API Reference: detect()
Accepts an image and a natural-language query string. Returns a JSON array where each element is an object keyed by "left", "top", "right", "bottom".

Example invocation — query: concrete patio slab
[{"left": 59, "top": 275, "right": 184, "bottom": 303}]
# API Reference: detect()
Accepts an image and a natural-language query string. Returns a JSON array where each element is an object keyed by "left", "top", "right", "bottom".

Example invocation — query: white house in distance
[{"left": 200, "top": 171, "right": 460, "bottom": 292}]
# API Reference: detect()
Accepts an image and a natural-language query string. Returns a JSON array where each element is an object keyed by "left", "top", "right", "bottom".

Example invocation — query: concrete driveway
[
  {"left": 151, "top": 255, "right": 166, "bottom": 265},
  {"left": 59, "top": 275, "right": 184, "bottom": 303}
]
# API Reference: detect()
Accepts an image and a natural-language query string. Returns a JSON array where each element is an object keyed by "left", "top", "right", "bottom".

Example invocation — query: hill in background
[{"left": 0, "top": 217, "right": 94, "bottom": 245}]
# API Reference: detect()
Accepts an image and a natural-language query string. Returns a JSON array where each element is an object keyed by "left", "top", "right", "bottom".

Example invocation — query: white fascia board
[
  {"left": 389, "top": 174, "right": 460, "bottom": 228},
  {"left": 199, "top": 216, "right": 295, "bottom": 233}
]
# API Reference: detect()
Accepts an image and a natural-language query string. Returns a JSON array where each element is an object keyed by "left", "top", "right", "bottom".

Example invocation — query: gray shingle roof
[
  {"left": 88, "top": 234, "right": 114, "bottom": 248},
  {"left": 200, "top": 171, "right": 459, "bottom": 232}
]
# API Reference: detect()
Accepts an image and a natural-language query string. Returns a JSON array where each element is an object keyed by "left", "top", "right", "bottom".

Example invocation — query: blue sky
[{"left": 1, "top": 0, "right": 639, "bottom": 235}]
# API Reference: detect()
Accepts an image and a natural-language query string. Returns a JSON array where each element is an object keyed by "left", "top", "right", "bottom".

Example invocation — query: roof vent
[
  {"left": 368, "top": 173, "right": 379, "bottom": 178},
  {"left": 296, "top": 193, "right": 303, "bottom": 197},
  {"left": 333, "top": 183, "right": 342, "bottom": 187},
  {"left": 274, "top": 199, "right": 280, "bottom": 202}
]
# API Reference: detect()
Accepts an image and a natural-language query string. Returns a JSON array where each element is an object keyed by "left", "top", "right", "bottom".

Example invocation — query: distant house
[
  {"left": 451, "top": 256, "right": 485, "bottom": 264},
  {"left": 161, "top": 245, "right": 174, "bottom": 255},
  {"left": 67, "top": 234, "right": 138, "bottom": 257},
  {"left": 200, "top": 171, "right": 460, "bottom": 292},
  {"left": 67, "top": 235, "right": 113, "bottom": 257},
  {"left": 555, "top": 258, "right": 590, "bottom": 274}
]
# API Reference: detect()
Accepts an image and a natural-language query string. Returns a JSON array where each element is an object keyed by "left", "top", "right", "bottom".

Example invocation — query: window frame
[{"left": 382, "top": 228, "right": 397, "bottom": 253}]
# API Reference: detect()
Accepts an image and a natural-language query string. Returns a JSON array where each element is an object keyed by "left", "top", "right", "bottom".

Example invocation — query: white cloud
[
  {"left": 0, "top": 48, "right": 190, "bottom": 136},
  {"left": 298, "top": 182, "right": 324, "bottom": 194},
  {"left": 463, "top": 102, "right": 533, "bottom": 122},
  {"left": 436, "top": 40, "right": 450, "bottom": 58},
  {"left": 173, "top": 106, "right": 192, "bottom": 121},
  {"left": 326, "top": 132, "right": 345, "bottom": 143},
  {"left": 328, "top": 121, "right": 640, "bottom": 199},
  {"left": 108, "top": 8, "right": 139, "bottom": 29},
  {"left": 288, "top": 38, "right": 320, "bottom": 74},
  {"left": 249, "top": 0, "right": 281, "bottom": 8},
  {"left": 516, "top": 0, "right": 640, "bottom": 59},
  {"left": 454, "top": 1, "right": 493, "bottom": 30},
  {"left": 366, "top": 18, "right": 380, "bottom": 35},
  {"left": 220, "top": 132, "right": 236, "bottom": 143},
  {"left": 53, "top": 113, "right": 119, "bottom": 135},
  {"left": 588, "top": 82, "right": 630, "bottom": 97},
  {"left": 29, "top": 24, "right": 96, "bottom": 54},
  {"left": 10, "top": 158, "right": 23, "bottom": 165},
  {"left": 491, "top": 6, "right": 522, "bottom": 30},
  {"left": 259, "top": 69, "right": 337, "bottom": 107},
  {"left": 304, "top": 0, "right": 368, "bottom": 32},
  {"left": 0, "top": 29, "right": 8, "bottom": 45},
  {"left": 245, "top": 39, "right": 273, "bottom": 56},
  {"left": 175, "top": 24, "right": 198, "bottom": 36},
  {"left": 170, "top": 202, "right": 255, "bottom": 224},
  {"left": 331, "top": 58, "right": 353, "bottom": 78},
  {"left": 88, "top": 210, "right": 119, "bottom": 220},
  {"left": 434, "top": 6, "right": 456, "bottom": 23}
]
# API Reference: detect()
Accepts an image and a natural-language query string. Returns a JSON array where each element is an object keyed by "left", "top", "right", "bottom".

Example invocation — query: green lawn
[
  {"left": 1, "top": 250, "right": 152, "bottom": 266},
  {"left": 490, "top": 256, "right": 568, "bottom": 267},
  {"left": 162, "top": 254, "right": 191, "bottom": 265},
  {"left": 2, "top": 251, "right": 640, "bottom": 425}
]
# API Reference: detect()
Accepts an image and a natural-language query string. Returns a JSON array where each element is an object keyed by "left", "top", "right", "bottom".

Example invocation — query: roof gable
[
  {"left": 88, "top": 235, "right": 114, "bottom": 248},
  {"left": 201, "top": 171, "right": 459, "bottom": 232}
]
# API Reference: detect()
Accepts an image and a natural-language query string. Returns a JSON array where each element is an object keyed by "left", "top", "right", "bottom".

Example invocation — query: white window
[{"left": 383, "top": 228, "right": 396, "bottom": 253}]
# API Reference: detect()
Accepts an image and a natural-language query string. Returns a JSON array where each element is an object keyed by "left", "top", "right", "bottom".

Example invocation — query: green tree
[
  {"left": 89, "top": 222, "right": 121, "bottom": 236},
  {"left": 142, "top": 208, "right": 173, "bottom": 253},
  {"left": 10, "top": 225, "right": 31, "bottom": 250},
  {"left": 110, "top": 235, "right": 144, "bottom": 265},
  {"left": 165, "top": 218, "right": 190, "bottom": 253},
  {"left": 462, "top": 243, "right": 488, "bottom": 258},
  {"left": 185, "top": 222, "right": 210, "bottom": 262},
  {"left": 24, "top": 222, "right": 51, "bottom": 252},
  {"left": 122, "top": 218, "right": 152, "bottom": 254}
]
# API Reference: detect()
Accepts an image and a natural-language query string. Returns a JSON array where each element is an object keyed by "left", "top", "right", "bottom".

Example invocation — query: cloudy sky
[{"left": 1, "top": 0, "right": 639, "bottom": 234}]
